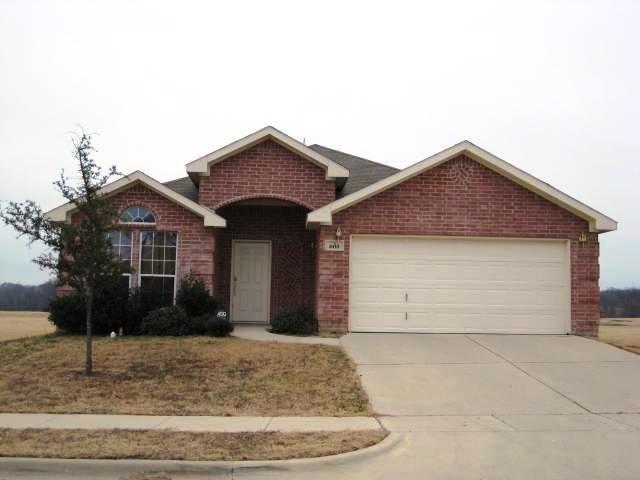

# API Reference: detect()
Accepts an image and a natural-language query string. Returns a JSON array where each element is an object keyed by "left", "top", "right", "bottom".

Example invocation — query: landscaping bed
[
  {"left": 0, "top": 428, "right": 387, "bottom": 460},
  {"left": 0, "top": 335, "right": 371, "bottom": 416}
]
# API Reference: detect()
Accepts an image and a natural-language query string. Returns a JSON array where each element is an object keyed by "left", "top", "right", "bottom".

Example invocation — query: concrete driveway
[
  {"left": 334, "top": 333, "right": 640, "bottom": 479},
  {"left": 341, "top": 333, "right": 640, "bottom": 417}
]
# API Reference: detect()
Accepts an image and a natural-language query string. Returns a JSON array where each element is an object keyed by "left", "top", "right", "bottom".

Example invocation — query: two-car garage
[{"left": 348, "top": 236, "right": 571, "bottom": 334}]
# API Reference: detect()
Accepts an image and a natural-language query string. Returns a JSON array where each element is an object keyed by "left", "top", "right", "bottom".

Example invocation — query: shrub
[
  {"left": 139, "top": 306, "right": 190, "bottom": 336},
  {"left": 190, "top": 314, "right": 234, "bottom": 337},
  {"left": 49, "top": 294, "right": 85, "bottom": 334},
  {"left": 270, "top": 308, "right": 315, "bottom": 336},
  {"left": 48, "top": 276, "right": 129, "bottom": 335},
  {"left": 124, "top": 288, "right": 163, "bottom": 335},
  {"left": 176, "top": 274, "right": 218, "bottom": 317},
  {"left": 48, "top": 281, "right": 157, "bottom": 336}
]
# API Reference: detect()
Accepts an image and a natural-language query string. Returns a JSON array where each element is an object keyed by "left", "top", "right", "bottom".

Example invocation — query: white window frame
[
  {"left": 119, "top": 206, "right": 157, "bottom": 225},
  {"left": 106, "top": 230, "right": 133, "bottom": 289},
  {"left": 137, "top": 231, "right": 179, "bottom": 304}
]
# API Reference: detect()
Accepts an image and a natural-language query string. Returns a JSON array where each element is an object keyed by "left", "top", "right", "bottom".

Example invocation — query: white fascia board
[
  {"left": 186, "top": 126, "right": 350, "bottom": 181},
  {"left": 307, "top": 140, "right": 617, "bottom": 233},
  {"left": 43, "top": 171, "right": 227, "bottom": 228}
]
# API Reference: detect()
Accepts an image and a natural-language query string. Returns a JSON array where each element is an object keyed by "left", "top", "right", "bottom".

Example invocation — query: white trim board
[
  {"left": 307, "top": 140, "right": 617, "bottom": 233},
  {"left": 44, "top": 171, "right": 226, "bottom": 228},
  {"left": 186, "top": 126, "right": 350, "bottom": 183}
]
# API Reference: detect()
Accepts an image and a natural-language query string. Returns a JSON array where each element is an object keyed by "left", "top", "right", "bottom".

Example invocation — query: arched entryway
[{"left": 213, "top": 197, "right": 316, "bottom": 324}]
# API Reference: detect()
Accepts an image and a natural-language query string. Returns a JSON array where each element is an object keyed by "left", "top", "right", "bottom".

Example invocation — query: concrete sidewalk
[
  {"left": 0, "top": 413, "right": 380, "bottom": 432},
  {"left": 232, "top": 324, "right": 340, "bottom": 345}
]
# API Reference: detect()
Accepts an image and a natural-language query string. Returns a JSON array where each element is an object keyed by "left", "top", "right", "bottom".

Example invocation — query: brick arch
[{"left": 214, "top": 194, "right": 314, "bottom": 211}]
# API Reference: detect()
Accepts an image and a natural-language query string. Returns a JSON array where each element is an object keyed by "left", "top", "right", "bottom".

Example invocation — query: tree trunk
[{"left": 85, "top": 286, "right": 93, "bottom": 376}]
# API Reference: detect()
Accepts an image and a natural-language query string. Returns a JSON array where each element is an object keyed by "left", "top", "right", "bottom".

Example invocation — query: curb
[{"left": 0, "top": 432, "right": 401, "bottom": 476}]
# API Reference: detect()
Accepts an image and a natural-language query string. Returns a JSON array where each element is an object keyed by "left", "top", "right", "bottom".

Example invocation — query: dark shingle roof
[
  {"left": 308, "top": 144, "right": 399, "bottom": 198},
  {"left": 163, "top": 177, "right": 198, "bottom": 202}
]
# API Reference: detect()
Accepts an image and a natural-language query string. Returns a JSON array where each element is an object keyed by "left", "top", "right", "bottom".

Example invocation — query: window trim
[
  {"left": 137, "top": 231, "right": 179, "bottom": 304},
  {"left": 106, "top": 230, "right": 133, "bottom": 289},
  {"left": 119, "top": 206, "right": 157, "bottom": 225}
]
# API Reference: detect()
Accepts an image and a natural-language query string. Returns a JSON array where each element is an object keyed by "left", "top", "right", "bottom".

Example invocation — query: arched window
[{"left": 119, "top": 206, "right": 156, "bottom": 224}]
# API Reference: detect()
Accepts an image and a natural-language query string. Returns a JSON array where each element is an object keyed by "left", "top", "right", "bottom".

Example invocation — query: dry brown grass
[
  {"left": 0, "top": 428, "right": 387, "bottom": 461},
  {"left": 599, "top": 318, "right": 640, "bottom": 355},
  {"left": 0, "top": 335, "right": 371, "bottom": 416},
  {"left": 0, "top": 311, "right": 54, "bottom": 341}
]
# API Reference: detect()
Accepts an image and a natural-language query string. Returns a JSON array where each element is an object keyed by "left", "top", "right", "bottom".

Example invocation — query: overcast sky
[{"left": 0, "top": 0, "right": 638, "bottom": 288}]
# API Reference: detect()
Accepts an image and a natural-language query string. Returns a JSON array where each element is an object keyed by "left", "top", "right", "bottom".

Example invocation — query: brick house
[{"left": 45, "top": 126, "right": 617, "bottom": 335}]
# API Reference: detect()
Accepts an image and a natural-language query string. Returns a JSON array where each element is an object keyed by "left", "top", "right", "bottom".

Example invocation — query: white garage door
[{"left": 349, "top": 236, "right": 570, "bottom": 334}]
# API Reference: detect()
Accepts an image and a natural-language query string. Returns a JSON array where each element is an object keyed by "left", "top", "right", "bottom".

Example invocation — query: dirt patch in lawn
[
  {"left": 0, "top": 311, "right": 54, "bottom": 341},
  {"left": 0, "top": 428, "right": 387, "bottom": 461},
  {"left": 0, "top": 335, "right": 371, "bottom": 416},
  {"left": 598, "top": 318, "right": 640, "bottom": 355}
]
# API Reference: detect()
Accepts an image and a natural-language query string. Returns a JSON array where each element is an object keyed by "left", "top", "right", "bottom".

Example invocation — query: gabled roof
[
  {"left": 44, "top": 171, "right": 226, "bottom": 227},
  {"left": 185, "top": 126, "right": 350, "bottom": 185},
  {"left": 307, "top": 140, "right": 618, "bottom": 233},
  {"left": 307, "top": 145, "right": 399, "bottom": 197}
]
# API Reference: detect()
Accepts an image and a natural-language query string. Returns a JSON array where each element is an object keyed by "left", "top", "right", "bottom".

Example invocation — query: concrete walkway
[
  {"left": 232, "top": 324, "right": 340, "bottom": 345},
  {"left": 0, "top": 413, "right": 379, "bottom": 432}
]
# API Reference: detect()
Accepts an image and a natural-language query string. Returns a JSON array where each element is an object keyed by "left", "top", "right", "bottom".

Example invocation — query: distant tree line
[
  {"left": 601, "top": 288, "right": 640, "bottom": 318},
  {"left": 1, "top": 282, "right": 639, "bottom": 317},
  {"left": 0, "top": 280, "right": 56, "bottom": 311}
]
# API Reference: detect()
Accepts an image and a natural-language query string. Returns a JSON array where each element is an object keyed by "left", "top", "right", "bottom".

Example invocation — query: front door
[{"left": 231, "top": 240, "right": 271, "bottom": 323}]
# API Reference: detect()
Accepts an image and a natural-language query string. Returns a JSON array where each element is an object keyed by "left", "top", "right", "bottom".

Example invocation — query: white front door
[{"left": 231, "top": 240, "right": 271, "bottom": 323}]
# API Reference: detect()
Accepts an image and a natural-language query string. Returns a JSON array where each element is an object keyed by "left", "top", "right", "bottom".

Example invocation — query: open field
[
  {"left": 599, "top": 317, "right": 640, "bottom": 355},
  {"left": 0, "top": 335, "right": 371, "bottom": 416},
  {"left": 0, "top": 428, "right": 386, "bottom": 460},
  {"left": 0, "top": 311, "right": 54, "bottom": 341}
]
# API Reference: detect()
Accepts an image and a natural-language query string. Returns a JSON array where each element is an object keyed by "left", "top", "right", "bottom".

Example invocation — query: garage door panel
[
  {"left": 349, "top": 236, "right": 569, "bottom": 334},
  {"left": 351, "top": 286, "right": 406, "bottom": 304}
]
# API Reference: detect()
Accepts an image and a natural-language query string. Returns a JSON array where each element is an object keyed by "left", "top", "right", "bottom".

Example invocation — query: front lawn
[
  {"left": 0, "top": 428, "right": 386, "bottom": 461},
  {"left": 0, "top": 335, "right": 371, "bottom": 416}
]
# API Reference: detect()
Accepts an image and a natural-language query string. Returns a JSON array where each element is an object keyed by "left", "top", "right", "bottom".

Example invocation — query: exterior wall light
[
  {"left": 335, "top": 227, "right": 342, "bottom": 238},
  {"left": 578, "top": 232, "right": 588, "bottom": 244}
]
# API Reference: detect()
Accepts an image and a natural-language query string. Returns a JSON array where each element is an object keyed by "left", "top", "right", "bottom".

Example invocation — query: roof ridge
[{"left": 309, "top": 144, "right": 399, "bottom": 171}]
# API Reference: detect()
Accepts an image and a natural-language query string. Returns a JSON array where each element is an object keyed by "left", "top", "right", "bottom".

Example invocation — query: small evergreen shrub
[
  {"left": 270, "top": 308, "right": 315, "bottom": 336},
  {"left": 189, "top": 314, "right": 234, "bottom": 337},
  {"left": 176, "top": 274, "right": 218, "bottom": 317},
  {"left": 139, "top": 306, "right": 189, "bottom": 336},
  {"left": 48, "top": 276, "right": 129, "bottom": 335},
  {"left": 48, "top": 294, "right": 85, "bottom": 334},
  {"left": 124, "top": 287, "right": 163, "bottom": 335}
]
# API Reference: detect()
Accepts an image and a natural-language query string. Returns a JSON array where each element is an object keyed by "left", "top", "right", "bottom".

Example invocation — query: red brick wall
[
  {"left": 214, "top": 205, "right": 316, "bottom": 321},
  {"left": 198, "top": 139, "right": 336, "bottom": 210},
  {"left": 315, "top": 155, "right": 600, "bottom": 335},
  {"left": 71, "top": 183, "right": 216, "bottom": 292}
]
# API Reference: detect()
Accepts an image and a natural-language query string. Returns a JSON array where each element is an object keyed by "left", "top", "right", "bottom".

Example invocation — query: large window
[
  {"left": 120, "top": 206, "right": 156, "bottom": 224},
  {"left": 106, "top": 230, "right": 132, "bottom": 288},
  {"left": 139, "top": 231, "right": 177, "bottom": 306}
]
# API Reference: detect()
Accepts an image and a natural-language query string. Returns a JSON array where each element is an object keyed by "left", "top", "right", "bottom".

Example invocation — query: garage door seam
[{"left": 464, "top": 335, "right": 592, "bottom": 413}]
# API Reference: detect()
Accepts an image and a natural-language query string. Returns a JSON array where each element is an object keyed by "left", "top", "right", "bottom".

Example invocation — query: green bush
[
  {"left": 125, "top": 287, "right": 164, "bottom": 334},
  {"left": 48, "top": 294, "right": 86, "bottom": 334},
  {"left": 139, "top": 306, "right": 190, "bottom": 336},
  {"left": 190, "top": 314, "right": 234, "bottom": 337},
  {"left": 270, "top": 308, "right": 315, "bottom": 336},
  {"left": 176, "top": 274, "right": 218, "bottom": 317},
  {"left": 48, "top": 276, "right": 130, "bottom": 335},
  {"left": 48, "top": 281, "right": 158, "bottom": 335}
]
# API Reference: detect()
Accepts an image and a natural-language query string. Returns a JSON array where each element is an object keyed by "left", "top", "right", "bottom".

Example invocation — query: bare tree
[{"left": 1, "top": 132, "right": 128, "bottom": 374}]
